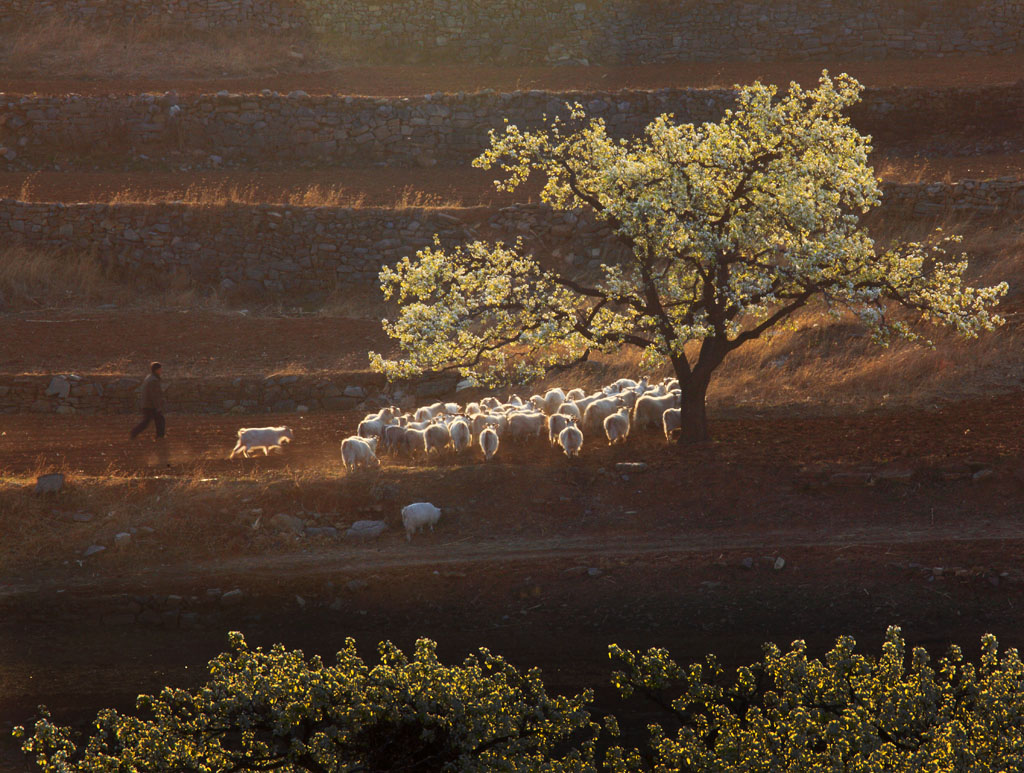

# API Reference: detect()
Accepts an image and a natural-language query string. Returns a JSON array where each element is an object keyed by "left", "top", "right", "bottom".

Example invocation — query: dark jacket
[{"left": 140, "top": 373, "right": 165, "bottom": 412}]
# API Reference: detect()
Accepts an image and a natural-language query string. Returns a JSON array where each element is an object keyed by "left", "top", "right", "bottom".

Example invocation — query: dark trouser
[{"left": 131, "top": 409, "right": 166, "bottom": 439}]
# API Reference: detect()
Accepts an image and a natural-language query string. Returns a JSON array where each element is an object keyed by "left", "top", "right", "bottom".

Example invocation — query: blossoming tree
[{"left": 370, "top": 73, "right": 1006, "bottom": 442}]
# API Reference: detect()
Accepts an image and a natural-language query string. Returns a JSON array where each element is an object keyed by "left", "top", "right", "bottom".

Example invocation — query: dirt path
[{"left": 6, "top": 55, "right": 1024, "bottom": 97}]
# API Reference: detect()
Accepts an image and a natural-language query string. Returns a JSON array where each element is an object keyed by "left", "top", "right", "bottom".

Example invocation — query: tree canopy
[
  {"left": 369, "top": 72, "right": 1006, "bottom": 441},
  {"left": 16, "top": 628, "right": 1024, "bottom": 772}
]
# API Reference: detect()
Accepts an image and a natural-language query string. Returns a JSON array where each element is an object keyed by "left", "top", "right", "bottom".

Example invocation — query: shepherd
[{"left": 129, "top": 362, "right": 166, "bottom": 440}]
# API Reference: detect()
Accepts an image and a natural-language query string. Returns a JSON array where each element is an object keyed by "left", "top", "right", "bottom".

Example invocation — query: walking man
[{"left": 130, "top": 362, "right": 166, "bottom": 440}]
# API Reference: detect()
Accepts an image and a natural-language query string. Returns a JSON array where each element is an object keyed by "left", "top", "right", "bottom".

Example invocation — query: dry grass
[
  {"left": 0, "top": 245, "right": 218, "bottom": 312},
  {"left": 103, "top": 182, "right": 465, "bottom": 210}
]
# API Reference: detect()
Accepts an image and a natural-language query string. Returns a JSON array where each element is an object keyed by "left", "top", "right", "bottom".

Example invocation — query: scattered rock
[
  {"left": 82, "top": 544, "right": 106, "bottom": 557},
  {"left": 72, "top": 511, "right": 93, "bottom": 523},
  {"left": 587, "top": 567, "right": 603, "bottom": 577},
  {"left": 305, "top": 526, "right": 339, "bottom": 538},
  {"left": 220, "top": 589, "right": 245, "bottom": 606},
  {"left": 295, "top": 595, "right": 306, "bottom": 608},
  {"left": 774, "top": 557, "right": 786, "bottom": 571},
  {"left": 34, "top": 473, "right": 64, "bottom": 494},
  {"left": 972, "top": 468, "right": 995, "bottom": 483},
  {"left": 346, "top": 579, "right": 369, "bottom": 592},
  {"left": 45, "top": 376, "right": 71, "bottom": 399},
  {"left": 875, "top": 468, "right": 915, "bottom": 482},
  {"left": 270, "top": 513, "right": 305, "bottom": 535},
  {"left": 346, "top": 520, "right": 387, "bottom": 540},
  {"left": 344, "top": 385, "right": 366, "bottom": 398},
  {"left": 829, "top": 471, "right": 874, "bottom": 485},
  {"left": 179, "top": 612, "right": 200, "bottom": 630},
  {"left": 328, "top": 598, "right": 344, "bottom": 611},
  {"left": 455, "top": 378, "right": 475, "bottom": 392},
  {"left": 614, "top": 462, "right": 648, "bottom": 474},
  {"left": 741, "top": 557, "right": 754, "bottom": 569},
  {"left": 113, "top": 532, "right": 132, "bottom": 549}
]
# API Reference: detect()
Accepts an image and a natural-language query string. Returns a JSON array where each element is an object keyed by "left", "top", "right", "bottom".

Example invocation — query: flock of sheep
[
  {"left": 227, "top": 376, "right": 683, "bottom": 470},
  {"left": 225, "top": 376, "right": 682, "bottom": 540},
  {"left": 338, "top": 375, "right": 682, "bottom": 469}
]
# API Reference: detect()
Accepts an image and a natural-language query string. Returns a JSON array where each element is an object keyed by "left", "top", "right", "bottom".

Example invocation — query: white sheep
[
  {"left": 662, "top": 407, "right": 682, "bottom": 439},
  {"left": 358, "top": 416, "right": 395, "bottom": 439},
  {"left": 449, "top": 418, "right": 471, "bottom": 453},
  {"left": 633, "top": 392, "right": 681, "bottom": 431},
  {"left": 401, "top": 502, "right": 442, "bottom": 541},
  {"left": 565, "top": 388, "right": 586, "bottom": 402},
  {"left": 480, "top": 425, "right": 500, "bottom": 461},
  {"left": 424, "top": 422, "right": 451, "bottom": 454},
  {"left": 480, "top": 396, "right": 501, "bottom": 410},
  {"left": 507, "top": 411, "right": 547, "bottom": 442},
  {"left": 541, "top": 388, "right": 566, "bottom": 415},
  {"left": 583, "top": 395, "right": 623, "bottom": 433},
  {"left": 558, "top": 423, "right": 583, "bottom": 458},
  {"left": 229, "top": 426, "right": 293, "bottom": 459},
  {"left": 402, "top": 427, "right": 429, "bottom": 456},
  {"left": 381, "top": 424, "right": 407, "bottom": 454},
  {"left": 603, "top": 407, "right": 630, "bottom": 445},
  {"left": 341, "top": 435, "right": 379, "bottom": 470},
  {"left": 548, "top": 413, "right": 571, "bottom": 446},
  {"left": 557, "top": 401, "right": 582, "bottom": 422}
]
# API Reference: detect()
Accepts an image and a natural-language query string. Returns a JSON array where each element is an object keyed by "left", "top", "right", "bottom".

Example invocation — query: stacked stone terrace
[
  {"left": 1, "top": 0, "right": 1021, "bottom": 413},
  {"left": 0, "top": 0, "right": 1021, "bottom": 62}
]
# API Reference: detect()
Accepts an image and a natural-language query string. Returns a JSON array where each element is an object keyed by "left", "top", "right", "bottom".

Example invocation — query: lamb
[
  {"left": 424, "top": 422, "right": 451, "bottom": 454},
  {"left": 548, "top": 413, "right": 571, "bottom": 446},
  {"left": 633, "top": 392, "right": 681, "bottom": 431},
  {"left": 480, "top": 425, "right": 500, "bottom": 461},
  {"left": 662, "top": 407, "right": 682, "bottom": 439},
  {"left": 603, "top": 407, "right": 631, "bottom": 445},
  {"left": 229, "top": 426, "right": 293, "bottom": 459},
  {"left": 558, "top": 423, "right": 583, "bottom": 458},
  {"left": 449, "top": 418, "right": 472, "bottom": 453},
  {"left": 507, "top": 411, "right": 547, "bottom": 442},
  {"left": 341, "top": 435, "right": 380, "bottom": 470},
  {"left": 401, "top": 502, "right": 442, "bottom": 541}
]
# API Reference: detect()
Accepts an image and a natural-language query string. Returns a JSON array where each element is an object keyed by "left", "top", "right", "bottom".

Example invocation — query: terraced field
[{"left": 2, "top": 19, "right": 1024, "bottom": 773}]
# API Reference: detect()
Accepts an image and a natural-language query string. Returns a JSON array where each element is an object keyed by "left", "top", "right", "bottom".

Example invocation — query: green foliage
[
  {"left": 369, "top": 72, "right": 1006, "bottom": 439},
  {"left": 15, "top": 632, "right": 597, "bottom": 772},
  {"left": 15, "top": 629, "right": 1024, "bottom": 772},
  {"left": 606, "top": 626, "right": 1024, "bottom": 772}
]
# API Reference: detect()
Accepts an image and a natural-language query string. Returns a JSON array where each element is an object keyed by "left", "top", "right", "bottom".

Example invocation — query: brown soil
[
  {"left": 4, "top": 155, "right": 1024, "bottom": 209},
  {"left": 5, "top": 55, "right": 1024, "bottom": 97},
  {"left": 2, "top": 396, "right": 1023, "bottom": 771}
]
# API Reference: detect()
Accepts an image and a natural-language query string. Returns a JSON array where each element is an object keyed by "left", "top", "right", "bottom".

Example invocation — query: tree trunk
[{"left": 676, "top": 379, "right": 710, "bottom": 444}]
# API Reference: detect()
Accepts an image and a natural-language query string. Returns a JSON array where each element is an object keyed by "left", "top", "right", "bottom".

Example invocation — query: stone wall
[
  {"left": 3, "top": 84, "right": 1022, "bottom": 171},
  {"left": 1, "top": 180, "right": 1021, "bottom": 297},
  {"left": 0, "top": 0, "right": 1021, "bottom": 63},
  {"left": 0, "top": 371, "right": 461, "bottom": 415}
]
